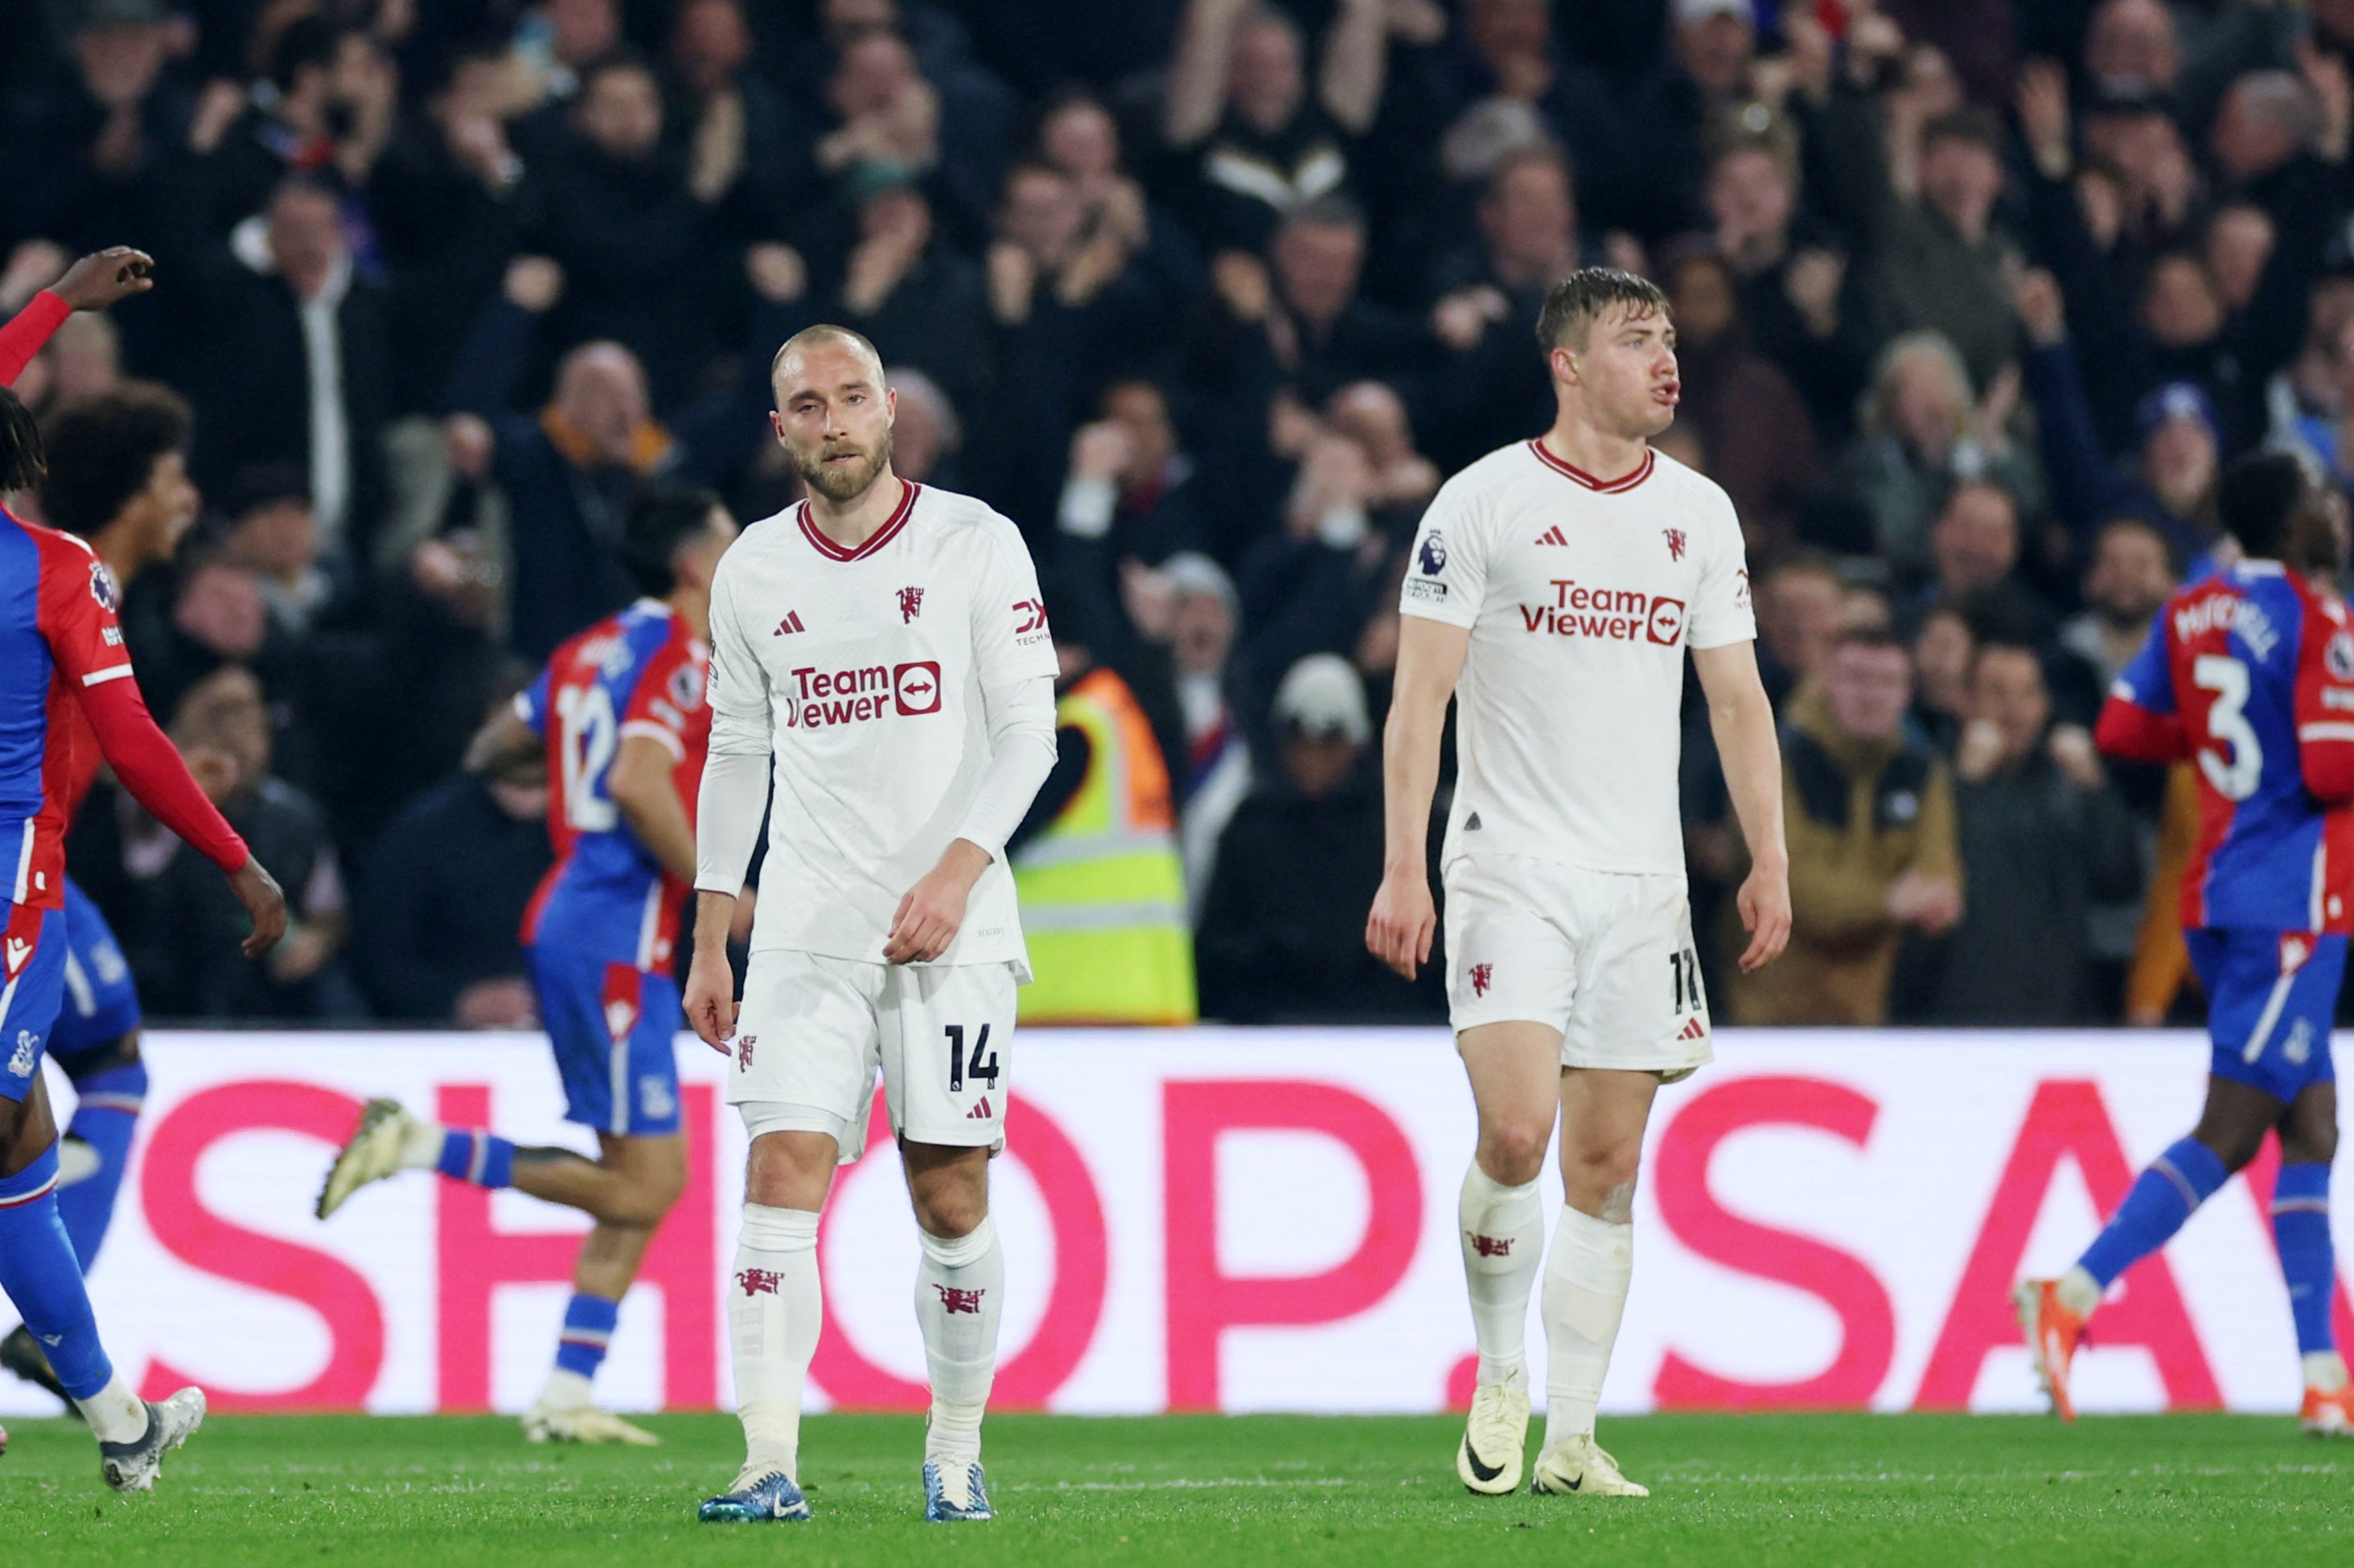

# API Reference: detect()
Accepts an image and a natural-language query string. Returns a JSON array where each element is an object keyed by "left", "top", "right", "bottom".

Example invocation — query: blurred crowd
[{"left": 4, "top": 0, "right": 2349, "bottom": 1027}]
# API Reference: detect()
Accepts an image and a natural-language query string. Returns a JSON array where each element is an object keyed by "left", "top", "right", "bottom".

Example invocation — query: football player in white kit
[
  {"left": 684, "top": 325, "right": 1060, "bottom": 1525},
  {"left": 1366, "top": 269, "right": 1790, "bottom": 1498}
]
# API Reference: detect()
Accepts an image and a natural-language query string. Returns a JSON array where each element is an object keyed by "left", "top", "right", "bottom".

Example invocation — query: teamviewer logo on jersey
[
  {"left": 894, "top": 662, "right": 943, "bottom": 715},
  {"left": 1646, "top": 597, "right": 1686, "bottom": 645}
]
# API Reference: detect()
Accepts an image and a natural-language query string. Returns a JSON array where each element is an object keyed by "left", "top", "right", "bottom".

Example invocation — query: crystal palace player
[
  {"left": 316, "top": 486, "right": 736, "bottom": 1444},
  {"left": 1367, "top": 269, "right": 1790, "bottom": 1498},
  {"left": 0, "top": 384, "right": 202, "bottom": 1406},
  {"left": 2020, "top": 452, "right": 2354, "bottom": 1435},
  {"left": 0, "top": 256, "right": 196, "bottom": 1404},
  {"left": 0, "top": 380, "right": 288, "bottom": 1489},
  {"left": 685, "top": 326, "right": 1058, "bottom": 1526}
]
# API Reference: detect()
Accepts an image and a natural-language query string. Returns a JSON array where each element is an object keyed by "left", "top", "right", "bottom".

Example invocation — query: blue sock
[
  {"left": 433, "top": 1128, "right": 516, "bottom": 1189},
  {"left": 2271, "top": 1163, "right": 2336, "bottom": 1356},
  {"left": 0, "top": 1146, "right": 114, "bottom": 1398},
  {"left": 2077, "top": 1137, "right": 2231, "bottom": 1290},
  {"left": 57, "top": 1060, "right": 146, "bottom": 1270},
  {"left": 554, "top": 1293, "right": 621, "bottom": 1382}
]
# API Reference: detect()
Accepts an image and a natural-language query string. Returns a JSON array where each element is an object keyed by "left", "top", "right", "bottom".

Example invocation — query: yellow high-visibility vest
[{"left": 1013, "top": 667, "right": 1198, "bottom": 1024}]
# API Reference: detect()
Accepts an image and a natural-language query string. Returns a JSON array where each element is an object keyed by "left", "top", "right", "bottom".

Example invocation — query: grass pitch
[{"left": 0, "top": 1410, "right": 2347, "bottom": 1566}]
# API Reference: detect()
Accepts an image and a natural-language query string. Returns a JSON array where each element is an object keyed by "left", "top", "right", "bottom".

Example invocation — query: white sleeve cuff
[
  {"left": 1058, "top": 475, "right": 1118, "bottom": 538},
  {"left": 693, "top": 749, "right": 770, "bottom": 894}
]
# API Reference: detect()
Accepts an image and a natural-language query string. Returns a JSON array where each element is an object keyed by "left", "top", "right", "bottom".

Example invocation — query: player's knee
[
  {"left": 911, "top": 1186, "right": 988, "bottom": 1240},
  {"left": 1477, "top": 1123, "right": 1551, "bottom": 1187},
  {"left": 1560, "top": 1140, "right": 1641, "bottom": 1219},
  {"left": 2281, "top": 1119, "right": 2339, "bottom": 1168}
]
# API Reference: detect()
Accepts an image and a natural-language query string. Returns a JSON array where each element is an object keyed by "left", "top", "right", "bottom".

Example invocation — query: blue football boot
[
  {"left": 923, "top": 1457, "right": 992, "bottom": 1521},
  {"left": 697, "top": 1466, "right": 810, "bottom": 1523}
]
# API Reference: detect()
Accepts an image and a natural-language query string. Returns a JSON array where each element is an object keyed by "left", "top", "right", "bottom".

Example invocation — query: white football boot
[
  {"left": 1528, "top": 1433, "right": 1649, "bottom": 1497},
  {"left": 315, "top": 1098, "right": 413, "bottom": 1219},
  {"left": 523, "top": 1402, "right": 659, "bottom": 1446},
  {"left": 1456, "top": 1380, "right": 1530, "bottom": 1495}
]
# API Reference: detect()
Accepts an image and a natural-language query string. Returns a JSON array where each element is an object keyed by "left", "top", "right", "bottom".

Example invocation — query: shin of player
[
  {"left": 1366, "top": 270, "right": 1789, "bottom": 1497},
  {"left": 687, "top": 326, "right": 1058, "bottom": 1525},
  {"left": 2020, "top": 454, "right": 2354, "bottom": 1432}
]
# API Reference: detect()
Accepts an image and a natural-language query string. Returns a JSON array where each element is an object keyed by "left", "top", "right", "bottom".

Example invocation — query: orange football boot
[
  {"left": 2302, "top": 1383, "right": 2354, "bottom": 1437},
  {"left": 2014, "top": 1279, "right": 2086, "bottom": 1422}
]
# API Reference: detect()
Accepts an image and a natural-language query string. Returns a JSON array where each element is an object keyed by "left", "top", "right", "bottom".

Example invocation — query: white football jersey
[
  {"left": 705, "top": 480, "right": 1059, "bottom": 972},
  {"left": 1399, "top": 440, "right": 1755, "bottom": 876}
]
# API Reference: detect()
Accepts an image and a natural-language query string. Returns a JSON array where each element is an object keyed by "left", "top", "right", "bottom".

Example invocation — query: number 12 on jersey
[{"left": 946, "top": 1024, "right": 1000, "bottom": 1092}]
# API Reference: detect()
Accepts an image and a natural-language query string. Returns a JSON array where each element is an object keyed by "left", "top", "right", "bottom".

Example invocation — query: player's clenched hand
[
  {"left": 1734, "top": 856, "right": 1792, "bottom": 973},
  {"left": 228, "top": 856, "right": 288, "bottom": 958},
  {"left": 885, "top": 839, "right": 992, "bottom": 965},
  {"left": 1366, "top": 866, "right": 1436, "bottom": 981},
  {"left": 684, "top": 950, "right": 737, "bottom": 1053},
  {"left": 51, "top": 247, "right": 154, "bottom": 311}
]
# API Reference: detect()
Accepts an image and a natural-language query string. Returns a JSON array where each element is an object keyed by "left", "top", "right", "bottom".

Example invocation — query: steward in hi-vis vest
[{"left": 1013, "top": 662, "right": 1197, "bottom": 1024}]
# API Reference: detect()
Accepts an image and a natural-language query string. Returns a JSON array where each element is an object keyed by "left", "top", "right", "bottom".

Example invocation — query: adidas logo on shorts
[
  {"left": 967, "top": 1095, "right": 994, "bottom": 1120},
  {"left": 1677, "top": 1016, "right": 1707, "bottom": 1041}
]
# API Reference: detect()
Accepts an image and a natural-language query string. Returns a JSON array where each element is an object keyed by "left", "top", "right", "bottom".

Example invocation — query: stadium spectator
[
  {"left": 1840, "top": 330, "right": 2041, "bottom": 581},
  {"left": 826, "top": 178, "right": 989, "bottom": 421},
  {"left": 0, "top": 0, "right": 192, "bottom": 263},
  {"left": 2060, "top": 516, "right": 2178, "bottom": 688},
  {"left": 1704, "top": 130, "right": 1873, "bottom": 445},
  {"left": 352, "top": 718, "right": 553, "bottom": 1026},
  {"left": 1162, "top": 0, "right": 1391, "bottom": 257},
  {"left": 1660, "top": 244, "right": 1819, "bottom": 565},
  {"left": 1727, "top": 626, "right": 1961, "bottom": 1025},
  {"left": 1907, "top": 641, "right": 2144, "bottom": 1024},
  {"left": 118, "top": 666, "right": 347, "bottom": 1019},
  {"left": 1198, "top": 654, "right": 1438, "bottom": 1021},
  {"left": 442, "top": 250, "right": 799, "bottom": 659},
  {"left": 172, "top": 177, "right": 392, "bottom": 581}
]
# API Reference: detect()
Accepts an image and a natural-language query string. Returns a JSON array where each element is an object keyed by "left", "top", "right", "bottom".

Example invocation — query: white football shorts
[
  {"left": 727, "top": 950, "right": 1017, "bottom": 1162},
  {"left": 1441, "top": 854, "right": 1711, "bottom": 1081}
]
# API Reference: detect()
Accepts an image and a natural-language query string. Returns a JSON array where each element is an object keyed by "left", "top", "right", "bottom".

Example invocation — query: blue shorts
[
  {"left": 49, "top": 879, "right": 141, "bottom": 1069},
  {"left": 528, "top": 944, "right": 683, "bottom": 1136},
  {"left": 2188, "top": 927, "right": 2343, "bottom": 1105},
  {"left": 0, "top": 903, "right": 67, "bottom": 1104}
]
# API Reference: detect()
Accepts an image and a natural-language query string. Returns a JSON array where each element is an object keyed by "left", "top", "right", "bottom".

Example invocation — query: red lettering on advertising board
[
  {"left": 1916, "top": 1080, "right": 2220, "bottom": 1410},
  {"left": 1162, "top": 1081, "right": 1422, "bottom": 1411},
  {"left": 138, "top": 1082, "right": 386, "bottom": 1410},
  {"left": 810, "top": 1092, "right": 1107, "bottom": 1410},
  {"left": 435, "top": 1082, "right": 718, "bottom": 1410},
  {"left": 1649, "top": 1077, "right": 1896, "bottom": 1409}
]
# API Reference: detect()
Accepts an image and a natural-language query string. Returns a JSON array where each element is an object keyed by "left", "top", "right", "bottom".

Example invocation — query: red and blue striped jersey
[
  {"left": 2097, "top": 560, "right": 2354, "bottom": 932},
  {"left": 0, "top": 511, "right": 138, "bottom": 908},
  {"left": 516, "top": 600, "right": 711, "bottom": 968}
]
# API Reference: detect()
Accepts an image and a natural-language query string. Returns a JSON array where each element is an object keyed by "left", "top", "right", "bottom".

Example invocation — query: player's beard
[{"left": 795, "top": 431, "right": 894, "bottom": 503}]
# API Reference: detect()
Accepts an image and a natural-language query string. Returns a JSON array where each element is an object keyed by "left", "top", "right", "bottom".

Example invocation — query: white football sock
[
  {"left": 537, "top": 1366, "right": 594, "bottom": 1410},
  {"left": 398, "top": 1113, "right": 446, "bottom": 1171},
  {"left": 2056, "top": 1266, "right": 2103, "bottom": 1319},
  {"left": 729, "top": 1203, "right": 821, "bottom": 1482},
  {"left": 76, "top": 1370, "right": 147, "bottom": 1444},
  {"left": 1458, "top": 1161, "right": 1546, "bottom": 1388},
  {"left": 2305, "top": 1350, "right": 2348, "bottom": 1394},
  {"left": 1541, "top": 1205, "right": 1633, "bottom": 1447},
  {"left": 915, "top": 1214, "right": 1002, "bottom": 1463}
]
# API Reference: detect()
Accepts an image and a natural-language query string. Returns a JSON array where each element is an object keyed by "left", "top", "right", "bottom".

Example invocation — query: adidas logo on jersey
[
  {"left": 774, "top": 611, "right": 807, "bottom": 635},
  {"left": 1534, "top": 525, "right": 1570, "bottom": 546},
  {"left": 1677, "top": 1016, "right": 1707, "bottom": 1041},
  {"left": 966, "top": 1094, "right": 994, "bottom": 1120}
]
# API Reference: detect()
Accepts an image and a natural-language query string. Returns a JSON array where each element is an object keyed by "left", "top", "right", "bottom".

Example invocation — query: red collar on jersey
[
  {"left": 798, "top": 478, "right": 921, "bottom": 562},
  {"left": 1526, "top": 439, "right": 1655, "bottom": 494}
]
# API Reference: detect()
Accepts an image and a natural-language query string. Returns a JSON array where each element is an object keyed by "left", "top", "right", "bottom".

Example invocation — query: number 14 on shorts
[
  {"left": 946, "top": 1024, "right": 1000, "bottom": 1093},
  {"left": 1668, "top": 946, "right": 1703, "bottom": 1013}
]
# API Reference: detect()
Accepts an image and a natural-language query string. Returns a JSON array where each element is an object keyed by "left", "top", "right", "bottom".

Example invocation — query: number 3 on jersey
[
  {"left": 555, "top": 681, "right": 619, "bottom": 833},
  {"left": 2193, "top": 652, "right": 2262, "bottom": 802}
]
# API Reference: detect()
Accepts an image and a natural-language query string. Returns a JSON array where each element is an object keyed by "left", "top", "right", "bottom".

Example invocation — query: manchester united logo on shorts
[{"left": 1470, "top": 963, "right": 1493, "bottom": 997}]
